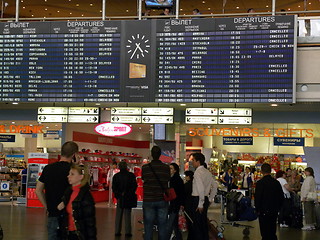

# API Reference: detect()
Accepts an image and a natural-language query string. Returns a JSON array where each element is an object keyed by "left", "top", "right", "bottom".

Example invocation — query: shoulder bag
[{"left": 148, "top": 163, "right": 176, "bottom": 201}]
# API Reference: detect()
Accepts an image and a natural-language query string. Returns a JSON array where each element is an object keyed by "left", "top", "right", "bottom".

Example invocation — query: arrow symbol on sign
[
  {"left": 143, "top": 117, "right": 150, "bottom": 122},
  {"left": 39, "top": 108, "right": 44, "bottom": 113},
  {"left": 187, "top": 110, "right": 191, "bottom": 114},
  {"left": 187, "top": 118, "right": 190, "bottom": 122},
  {"left": 93, "top": 117, "right": 98, "bottom": 121},
  {"left": 143, "top": 110, "right": 147, "bottom": 114},
  {"left": 112, "top": 109, "right": 117, "bottom": 113}
]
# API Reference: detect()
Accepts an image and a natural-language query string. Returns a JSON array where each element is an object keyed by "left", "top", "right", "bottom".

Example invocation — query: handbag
[
  {"left": 307, "top": 192, "right": 318, "bottom": 201},
  {"left": 148, "top": 163, "right": 176, "bottom": 202}
]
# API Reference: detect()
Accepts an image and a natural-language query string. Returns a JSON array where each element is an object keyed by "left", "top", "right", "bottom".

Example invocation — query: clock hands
[{"left": 130, "top": 44, "right": 140, "bottom": 59}]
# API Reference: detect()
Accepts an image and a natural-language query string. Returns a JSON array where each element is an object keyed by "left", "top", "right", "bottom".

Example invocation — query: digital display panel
[
  {"left": 0, "top": 16, "right": 296, "bottom": 103},
  {"left": 155, "top": 16, "right": 296, "bottom": 103}
]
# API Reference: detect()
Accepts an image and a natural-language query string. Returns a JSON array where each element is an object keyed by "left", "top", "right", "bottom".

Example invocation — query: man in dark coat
[
  {"left": 255, "top": 163, "right": 284, "bottom": 240},
  {"left": 112, "top": 161, "right": 137, "bottom": 237}
]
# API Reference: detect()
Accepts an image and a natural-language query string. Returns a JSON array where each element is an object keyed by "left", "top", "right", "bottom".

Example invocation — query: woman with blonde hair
[
  {"left": 58, "top": 163, "right": 96, "bottom": 239},
  {"left": 301, "top": 167, "right": 317, "bottom": 231}
]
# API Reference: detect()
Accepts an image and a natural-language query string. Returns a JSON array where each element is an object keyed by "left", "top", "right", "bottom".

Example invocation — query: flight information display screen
[
  {"left": 155, "top": 16, "right": 296, "bottom": 103},
  {"left": 0, "top": 16, "right": 296, "bottom": 103},
  {"left": 0, "top": 21, "right": 121, "bottom": 102}
]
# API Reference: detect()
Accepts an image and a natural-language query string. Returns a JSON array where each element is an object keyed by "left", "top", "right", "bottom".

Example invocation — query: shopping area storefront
[{"left": 1, "top": 107, "right": 320, "bottom": 206}]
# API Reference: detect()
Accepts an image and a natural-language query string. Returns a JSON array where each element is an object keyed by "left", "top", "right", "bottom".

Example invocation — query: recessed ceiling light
[
  {"left": 95, "top": 103, "right": 101, "bottom": 106},
  {"left": 31, "top": 14, "right": 34, "bottom": 17},
  {"left": 266, "top": 5, "right": 269, "bottom": 7},
  {"left": 55, "top": 125, "right": 58, "bottom": 127},
  {"left": 12, "top": 122, "right": 15, "bottom": 124},
  {"left": 21, "top": 0, "right": 23, "bottom": 2},
  {"left": 236, "top": 6, "right": 239, "bottom": 9},
  {"left": 57, "top": 10, "right": 60, "bottom": 12},
  {"left": 12, "top": 102, "right": 19, "bottom": 105},
  {"left": 45, "top": 8, "right": 47, "bottom": 10},
  {"left": 208, "top": 7, "right": 211, "bottom": 10},
  {"left": 70, "top": 12, "right": 72, "bottom": 15},
  {"left": 90, "top": 3, "right": 93, "bottom": 6},
  {"left": 100, "top": 10, "right": 102, "bottom": 13},
  {"left": 309, "top": 2, "right": 311, "bottom": 4},
  {"left": 288, "top": 8, "right": 290, "bottom": 10},
  {"left": 23, "top": 6, "right": 25, "bottom": 9},
  {"left": 298, "top": 5, "right": 300, "bottom": 7},
  {"left": 126, "top": 9, "right": 129, "bottom": 12},
  {"left": 271, "top": 104, "right": 278, "bottom": 107},
  {"left": 81, "top": 14, "right": 84, "bottom": 16},
  {"left": 180, "top": 8, "right": 183, "bottom": 11},
  {"left": 180, "top": 104, "right": 186, "bottom": 106},
  {"left": 46, "top": 126, "right": 49, "bottom": 129},
  {"left": 202, "top": 1, "right": 205, "bottom": 3}
]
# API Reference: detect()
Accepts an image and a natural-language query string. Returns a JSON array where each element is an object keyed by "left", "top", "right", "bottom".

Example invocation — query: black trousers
[
  {"left": 258, "top": 213, "right": 278, "bottom": 240},
  {"left": 188, "top": 196, "right": 209, "bottom": 240}
]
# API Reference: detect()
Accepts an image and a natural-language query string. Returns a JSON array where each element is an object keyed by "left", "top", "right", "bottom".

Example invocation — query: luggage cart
[{"left": 218, "top": 190, "right": 254, "bottom": 236}]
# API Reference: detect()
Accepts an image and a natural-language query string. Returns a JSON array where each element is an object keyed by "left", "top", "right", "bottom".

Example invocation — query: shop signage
[
  {"left": 0, "top": 125, "right": 44, "bottom": 134},
  {"left": 0, "top": 135, "right": 15, "bottom": 142},
  {"left": 142, "top": 108, "right": 174, "bottom": 115},
  {"left": 38, "top": 107, "right": 68, "bottom": 114},
  {"left": 44, "top": 131, "right": 60, "bottom": 139},
  {"left": 186, "top": 108, "right": 218, "bottom": 116},
  {"left": 218, "top": 117, "right": 252, "bottom": 125},
  {"left": 223, "top": 137, "right": 253, "bottom": 145},
  {"left": 95, "top": 122, "right": 132, "bottom": 137},
  {"left": 111, "top": 107, "right": 141, "bottom": 115},
  {"left": 38, "top": 115, "right": 68, "bottom": 123},
  {"left": 142, "top": 116, "right": 173, "bottom": 124},
  {"left": 68, "top": 107, "right": 99, "bottom": 115},
  {"left": 68, "top": 115, "right": 99, "bottom": 123},
  {"left": 0, "top": 181, "right": 10, "bottom": 191},
  {"left": 188, "top": 127, "right": 314, "bottom": 138},
  {"left": 185, "top": 116, "right": 217, "bottom": 124},
  {"left": 219, "top": 108, "right": 252, "bottom": 116},
  {"left": 111, "top": 116, "right": 142, "bottom": 123},
  {"left": 274, "top": 137, "right": 305, "bottom": 146}
]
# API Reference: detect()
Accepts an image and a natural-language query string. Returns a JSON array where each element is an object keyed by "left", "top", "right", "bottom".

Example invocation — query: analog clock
[{"left": 126, "top": 34, "right": 151, "bottom": 59}]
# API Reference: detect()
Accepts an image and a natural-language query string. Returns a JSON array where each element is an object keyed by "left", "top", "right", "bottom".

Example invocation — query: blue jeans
[
  {"left": 143, "top": 201, "right": 168, "bottom": 240},
  {"left": 47, "top": 216, "right": 60, "bottom": 240}
]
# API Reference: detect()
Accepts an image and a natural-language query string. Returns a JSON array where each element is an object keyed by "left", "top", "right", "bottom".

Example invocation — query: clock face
[{"left": 126, "top": 34, "right": 151, "bottom": 59}]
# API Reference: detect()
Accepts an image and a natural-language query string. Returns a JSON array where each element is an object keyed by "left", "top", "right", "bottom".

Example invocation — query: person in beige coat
[{"left": 301, "top": 167, "right": 317, "bottom": 230}]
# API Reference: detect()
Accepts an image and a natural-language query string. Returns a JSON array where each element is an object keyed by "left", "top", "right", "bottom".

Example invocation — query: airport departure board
[{"left": 0, "top": 16, "right": 296, "bottom": 103}]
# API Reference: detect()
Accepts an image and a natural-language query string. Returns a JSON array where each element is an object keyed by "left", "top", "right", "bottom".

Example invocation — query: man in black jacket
[
  {"left": 112, "top": 161, "right": 137, "bottom": 237},
  {"left": 255, "top": 163, "right": 284, "bottom": 240}
]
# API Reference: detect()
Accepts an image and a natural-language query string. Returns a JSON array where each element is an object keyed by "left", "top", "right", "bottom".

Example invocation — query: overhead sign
[
  {"left": 38, "top": 107, "right": 68, "bottom": 115},
  {"left": 44, "top": 130, "right": 60, "bottom": 139},
  {"left": 111, "top": 116, "right": 142, "bottom": 123},
  {"left": 38, "top": 115, "right": 68, "bottom": 123},
  {"left": 218, "top": 108, "right": 252, "bottom": 116},
  {"left": 185, "top": 108, "right": 218, "bottom": 116},
  {"left": 68, "top": 107, "right": 99, "bottom": 115},
  {"left": 274, "top": 137, "right": 305, "bottom": 146},
  {"left": 0, "top": 135, "right": 15, "bottom": 142},
  {"left": 142, "top": 108, "right": 174, "bottom": 115},
  {"left": 185, "top": 117, "right": 217, "bottom": 124},
  {"left": 142, "top": 116, "right": 173, "bottom": 124},
  {"left": 95, "top": 122, "right": 132, "bottom": 137},
  {"left": 111, "top": 107, "right": 141, "bottom": 115},
  {"left": 223, "top": 137, "right": 253, "bottom": 145},
  {"left": 68, "top": 115, "right": 99, "bottom": 123},
  {"left": 218, "top": 117, "right": 252, "bottom": 125}
]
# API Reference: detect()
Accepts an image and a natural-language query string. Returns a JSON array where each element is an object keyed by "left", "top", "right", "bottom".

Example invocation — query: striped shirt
[{"left": 142, "top": 160, "right": 170, "bottom": 202}]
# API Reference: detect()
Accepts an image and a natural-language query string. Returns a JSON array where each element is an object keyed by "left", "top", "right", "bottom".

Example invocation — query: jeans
[
  {"left": 143, "top": 200, "right": 168, "bottom": 240},
  {"left": 47, "top": 216, "right": 60, "bottom": 240}
]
